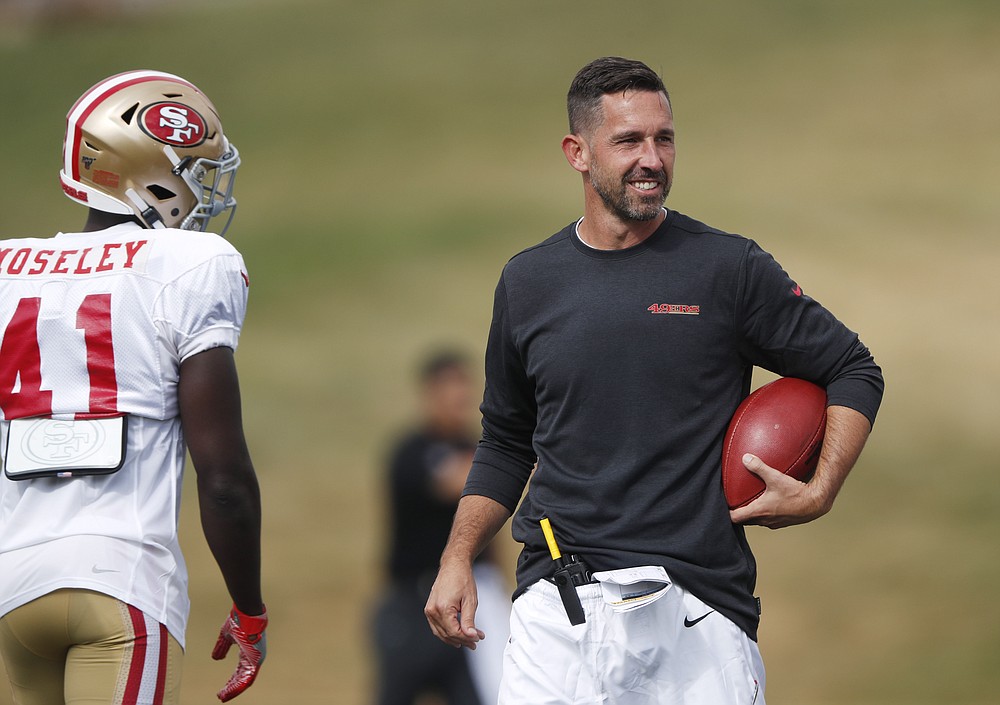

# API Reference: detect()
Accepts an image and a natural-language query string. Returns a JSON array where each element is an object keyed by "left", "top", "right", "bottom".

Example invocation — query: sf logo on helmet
[{"left": 139, "top": 101, "right": 208, "bottom": 147}]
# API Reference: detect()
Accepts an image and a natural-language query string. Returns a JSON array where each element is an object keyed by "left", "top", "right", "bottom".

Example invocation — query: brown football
[{"left": 722, "top": 377, "right": 827, "bottom": 509}]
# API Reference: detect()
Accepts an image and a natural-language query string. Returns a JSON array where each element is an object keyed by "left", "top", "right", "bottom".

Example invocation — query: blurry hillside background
[{"left": 1, "top": 0, "right": 998, "bottom": 703}]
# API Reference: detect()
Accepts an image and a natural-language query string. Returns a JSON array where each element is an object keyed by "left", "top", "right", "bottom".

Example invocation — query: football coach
[{"left": 425, "top": 56, "right": 883, "bottom": 704}]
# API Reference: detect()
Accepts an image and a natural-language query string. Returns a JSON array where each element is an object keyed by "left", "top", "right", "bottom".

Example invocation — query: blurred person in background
[
  {"left": 0, "top": 70, "right": 266, "bottom": 704},
  {"left": 373, "top": 350, "right": 509, "bottom": 705}
]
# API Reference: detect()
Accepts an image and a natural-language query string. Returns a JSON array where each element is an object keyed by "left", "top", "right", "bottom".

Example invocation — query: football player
[{"left": 0, "top": 70, "right": 266, "bottom": 704}]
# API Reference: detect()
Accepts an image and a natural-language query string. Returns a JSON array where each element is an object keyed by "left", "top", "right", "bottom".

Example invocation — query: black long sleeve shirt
[
  {"left": 385, "top": 429, "right": 477, "bottom": 586},
  {"left": 464, "top": 210, "right": 884, "bottom": 640}
]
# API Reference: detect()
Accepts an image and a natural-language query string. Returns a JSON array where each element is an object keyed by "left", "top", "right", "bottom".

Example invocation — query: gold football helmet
[{"left": 59, "top": 70, "right": 240, "bottom": 234}]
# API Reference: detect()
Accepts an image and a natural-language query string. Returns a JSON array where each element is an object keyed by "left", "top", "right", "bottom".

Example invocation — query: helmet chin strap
[
  {"left": 163, "top": 144, "right": 209, "bottom": 227},
  {"left": 125, "top": 188, "right": 166, "bottom": 229},
  {"left": 160, "top": 143, "right": 240, "bottom": 233}
]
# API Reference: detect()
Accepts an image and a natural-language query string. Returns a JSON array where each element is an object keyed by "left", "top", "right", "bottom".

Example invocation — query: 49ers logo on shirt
[{"left": 138, "top": 101, "right": 207, "bottom": 147}]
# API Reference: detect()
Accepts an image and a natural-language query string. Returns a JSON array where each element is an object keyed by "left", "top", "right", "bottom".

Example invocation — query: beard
[{"left": 590, "top": 164, "right": 670, "bottom": 222}]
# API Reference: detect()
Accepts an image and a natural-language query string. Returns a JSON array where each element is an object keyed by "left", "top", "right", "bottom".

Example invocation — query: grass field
[{"left": 1, "top": 1, "right": 998, "bottom": 703}]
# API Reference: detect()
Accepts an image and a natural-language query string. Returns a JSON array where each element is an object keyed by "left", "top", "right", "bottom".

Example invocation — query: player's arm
[
  {"left": 179, "top": 346, "right": 266, "bottom": 701},
  {"left": 730, "top": 405, "right": 871, "bottom": 528},
  {"left": 425, "top": 494, "right": 511, "bottom": 649},
  {"left": 179, "top": 346, "right": 263, "bottom": 612}
]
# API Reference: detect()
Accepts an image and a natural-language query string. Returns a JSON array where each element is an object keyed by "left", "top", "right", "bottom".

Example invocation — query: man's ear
[{"left": 562, "top": 133, "right": 590, "bottom": 174}]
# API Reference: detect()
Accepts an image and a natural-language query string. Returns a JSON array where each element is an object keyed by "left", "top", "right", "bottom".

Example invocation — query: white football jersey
[{"left": 0, "top": 222, "right": 249, "bottom": 646}]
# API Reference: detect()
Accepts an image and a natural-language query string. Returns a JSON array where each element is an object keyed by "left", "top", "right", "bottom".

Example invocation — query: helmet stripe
[{"left": 65, "top": 70, "right": 198, "bottom": 182}]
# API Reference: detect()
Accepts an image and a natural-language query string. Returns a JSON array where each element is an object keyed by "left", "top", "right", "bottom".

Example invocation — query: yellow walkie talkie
[{"left": 540, "top": 517, "right": 588, "bottom": 625}]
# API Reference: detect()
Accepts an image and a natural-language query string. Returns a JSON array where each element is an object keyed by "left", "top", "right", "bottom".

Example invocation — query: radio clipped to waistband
[{"left": 540, "top": 517, "right": 591, "bottom": 626}]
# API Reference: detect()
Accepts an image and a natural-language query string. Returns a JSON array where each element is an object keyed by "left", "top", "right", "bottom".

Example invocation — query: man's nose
[{"left": 637, "top": 139, "right": 664, "bottom": 169}]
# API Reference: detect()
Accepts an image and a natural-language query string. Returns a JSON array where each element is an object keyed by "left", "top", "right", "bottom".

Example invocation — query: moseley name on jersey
[{"left": 0, "top": 240, "right": 148, "bottom": 277}]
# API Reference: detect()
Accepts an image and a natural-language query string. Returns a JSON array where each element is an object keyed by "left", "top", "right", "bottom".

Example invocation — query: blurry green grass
[{"left": 2, "top": 1, "right": 999, "bottom": 703}]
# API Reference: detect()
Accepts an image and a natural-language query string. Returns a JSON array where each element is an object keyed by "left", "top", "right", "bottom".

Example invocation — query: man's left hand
[{"left": 729, "top": 453, "right": 830, "bottom": 529}]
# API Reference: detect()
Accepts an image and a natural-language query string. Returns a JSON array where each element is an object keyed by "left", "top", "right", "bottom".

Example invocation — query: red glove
[{"left": 212, "top": 605, "right": 268, "bottom": 702}]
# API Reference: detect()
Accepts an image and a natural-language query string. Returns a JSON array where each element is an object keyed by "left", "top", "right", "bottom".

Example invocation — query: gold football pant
[{"left": 0, "top": 589, "right": 182, "bottom": 705}]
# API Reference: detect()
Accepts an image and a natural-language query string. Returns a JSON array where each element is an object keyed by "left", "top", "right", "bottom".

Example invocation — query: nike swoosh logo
[
  {"left": 91, "top": 566, "right": 119, "bottom": 574},
  {"left": 683, "top": 611, "right": 714, "bottom": 628}
]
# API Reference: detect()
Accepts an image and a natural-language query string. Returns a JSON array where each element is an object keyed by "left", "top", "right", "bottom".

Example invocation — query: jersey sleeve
[
  {"left": 464, "top": 272, "right": 538, "bottom": 512},
  {"left": 158, "top": 252, "right": 249, "bottom": 363},
  {"left": 735, "top": 240, "right": 884, "bottom": 425}
]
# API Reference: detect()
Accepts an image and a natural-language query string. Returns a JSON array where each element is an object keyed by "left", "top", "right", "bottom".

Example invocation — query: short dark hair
[
  {"left": 567, "top": 56, "right": 669, "bottom": 136},
  {"left": 418, "top": 349, "right": 470, "bottom": 384}
]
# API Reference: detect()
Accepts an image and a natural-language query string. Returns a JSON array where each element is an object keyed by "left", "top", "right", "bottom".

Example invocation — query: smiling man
[
  {"left": 424, "top": 56, "right": 883, "bottom": 704},
  {"left": 568, "top": 84, "right": 675, "bottom": 239}
]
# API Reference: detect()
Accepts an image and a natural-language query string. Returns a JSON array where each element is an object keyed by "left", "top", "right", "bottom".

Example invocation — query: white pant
[
  {"left": 467, "top": 562, "right": 512, "bottom": 705},
  {"left": 498, "top": 578, "right": 765, "bottom": 705}
]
